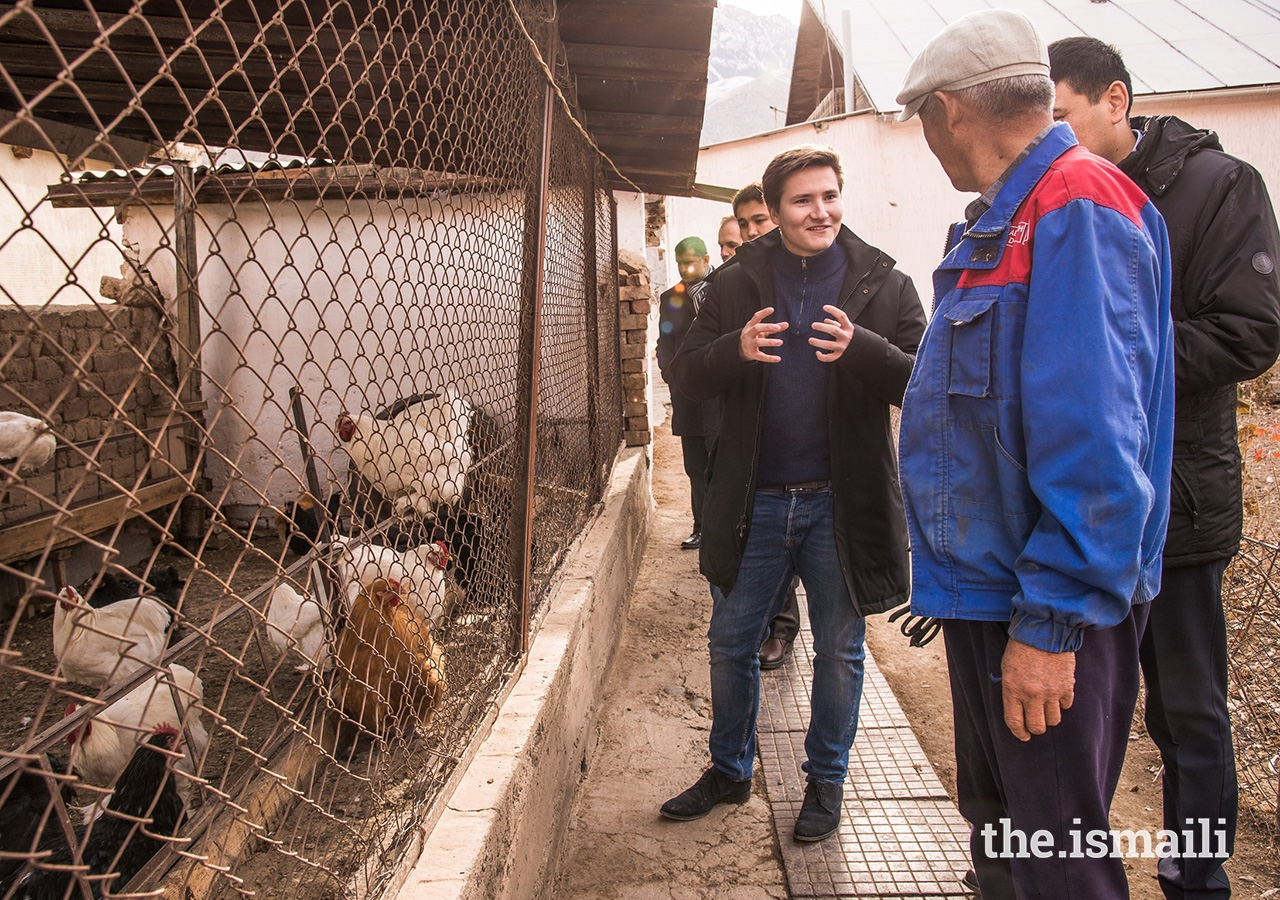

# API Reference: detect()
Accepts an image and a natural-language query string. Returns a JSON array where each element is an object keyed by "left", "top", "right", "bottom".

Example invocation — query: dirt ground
[
  {"left": 559, "top": 390, "right": 1279, "bottom": 898},
  {"left": 555, "top": 415, "right": 788, "bottom": 899}
]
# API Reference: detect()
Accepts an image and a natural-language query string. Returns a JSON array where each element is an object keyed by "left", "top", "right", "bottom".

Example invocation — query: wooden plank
[
  {"left": 563, "top": 41, "right": 705, "bottom": 78},
  {"left": 0, "top": 109, "right": 158, "bottom": 167},
  {"left": 0, "top": 475, "right": 189, "bottom": 566}
]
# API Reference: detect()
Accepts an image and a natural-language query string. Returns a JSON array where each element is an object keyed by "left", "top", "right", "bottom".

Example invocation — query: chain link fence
[{"left": 0, "top": 0, "right": 624, "bottom": 897}]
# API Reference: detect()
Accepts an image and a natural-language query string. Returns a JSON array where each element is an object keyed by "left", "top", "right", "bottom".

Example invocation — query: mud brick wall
[
  {"left": 0, "top": 303, "right": 181, "bottom": 529},
  {"left": 618, "top": 250, "right": 652, "bottom": 447}
]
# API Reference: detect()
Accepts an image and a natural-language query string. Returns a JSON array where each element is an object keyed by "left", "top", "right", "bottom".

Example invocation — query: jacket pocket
[{"left": 945, "top": 295, "right": 999, "bottom": 398}]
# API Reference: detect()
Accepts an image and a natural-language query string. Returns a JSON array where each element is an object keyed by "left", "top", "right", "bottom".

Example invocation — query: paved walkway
[
  {"left": 759, "top": 592, "right": 971, "bottom": 897},
  {"left": 554, "top": 385, "right": 972, "bottom": 899}
]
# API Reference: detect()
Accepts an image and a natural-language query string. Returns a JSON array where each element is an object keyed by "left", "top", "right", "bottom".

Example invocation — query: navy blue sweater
[{"left": 756, "top": 241, "right": 848, "bottom": 486}]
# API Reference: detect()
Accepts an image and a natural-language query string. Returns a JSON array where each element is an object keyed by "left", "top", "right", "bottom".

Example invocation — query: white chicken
[
  {"left": 0, "top": 411, "right": 56, "bottom": 474},
  {"left": 336, "top": 387, "right": 473, "bottom": 516},
  {"left": 53, "top": 584, "right": 171, "bottom": 688},
  {"left": 266, "top": 580, "right": 327, "bottom": 671},
  {"left": 64, "top": 664, "right": 207, "bottom": 808},
  {"left": 331, "top": 536, "right": 459, "bottom": 632}
]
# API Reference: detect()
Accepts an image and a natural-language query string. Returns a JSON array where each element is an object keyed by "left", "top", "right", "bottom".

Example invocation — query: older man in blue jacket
[{"left": 897, "top": 10, "right": 1174, "bottom": 900}]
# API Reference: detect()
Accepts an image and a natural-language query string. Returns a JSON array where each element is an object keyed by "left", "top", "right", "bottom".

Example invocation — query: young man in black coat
[
  {"left": 656, "top": 236, "right": 718, "bottom": 550},
  {"left": 1050, "top": 37, "right": 1280, "bottom": 900},
  {"left": 661, "top": 145, "right": 926, "bottom": 842}
]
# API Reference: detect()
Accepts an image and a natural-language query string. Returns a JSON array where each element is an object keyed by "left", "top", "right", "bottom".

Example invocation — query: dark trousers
[
  {"left": 1140, "top": 560, "right": 1235, "bottom": 900},
  {"left": 767, "top": 579, "right": 800, "bottom": 643},
  {"left": 681, "top": 435, "right": 711, "bottom": 532},
  {"left": 945, "top": 605, "right": 1149, "bottom": 900}
]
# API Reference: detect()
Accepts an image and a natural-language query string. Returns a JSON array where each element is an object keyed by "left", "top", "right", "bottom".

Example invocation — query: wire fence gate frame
[{"left": 0, "top": 1, "right": 626, "bottom": 898}]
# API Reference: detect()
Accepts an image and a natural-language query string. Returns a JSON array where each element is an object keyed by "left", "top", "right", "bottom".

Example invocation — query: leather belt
[{"left": 757, "top": 479, "right": 830, "bottom": 493}]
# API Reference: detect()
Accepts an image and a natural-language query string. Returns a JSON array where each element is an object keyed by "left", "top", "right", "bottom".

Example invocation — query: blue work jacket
[{"left": 899, "top": 123, "right": 1175, "bottom": 654}]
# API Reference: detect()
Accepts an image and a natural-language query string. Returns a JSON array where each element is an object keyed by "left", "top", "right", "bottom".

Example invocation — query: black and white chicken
[{"left": 6, "top": 727, "right": 184, "bottom": 899}]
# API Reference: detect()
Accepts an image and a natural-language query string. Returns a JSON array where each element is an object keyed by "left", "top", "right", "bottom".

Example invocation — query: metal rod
[
  {"left": 583, "top": 166, "right": 602, "bottom": 500},
  {"left": 510, "top": 77, "right": 556, "bottom": 657},
  {"left": 288, "top": 387, "right": 330, "bottom": 547}
]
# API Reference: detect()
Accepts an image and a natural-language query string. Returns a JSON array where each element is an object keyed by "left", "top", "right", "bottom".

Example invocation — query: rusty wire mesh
[
  {"left": 1222, "top": 537, "right": 1280, "bottom": 832},
  {"left": 0, "top": 0, "right": 625, "bottom": 897}
]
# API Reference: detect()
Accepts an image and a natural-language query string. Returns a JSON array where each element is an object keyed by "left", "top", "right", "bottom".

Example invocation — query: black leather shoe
[
  {"left": 961, "top": 868, "right": 982, "bottom": 896},
  {"left": 660, "top": 767, "right": 751, "bottom": 821},
  {"left": 759, "top": 636, "right": 792, "bottom": 670},
  {"left": 680, "top": 532, "right": 701, "bottom": 550},
  {"left": 794, "top": 780, "right": 842, "bottom": 841}
]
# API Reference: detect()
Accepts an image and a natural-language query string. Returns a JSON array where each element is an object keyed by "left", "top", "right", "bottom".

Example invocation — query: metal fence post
[
  {"left": 511, "top": 80, "right": 556, "bottom": 657},
  {"left": 583, "top": 169, "right": 602, "bottom": 500}
]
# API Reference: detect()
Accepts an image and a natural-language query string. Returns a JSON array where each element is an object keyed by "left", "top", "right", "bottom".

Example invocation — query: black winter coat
[
  {"left": 656, "top": 280, "right": 721, "bottom": 438},
  {"left": 669, "top": 226, "right": 926, "bottom": 613},
  {"left": 1122, "top": 116, "right": 1280, "bottom": 565}
]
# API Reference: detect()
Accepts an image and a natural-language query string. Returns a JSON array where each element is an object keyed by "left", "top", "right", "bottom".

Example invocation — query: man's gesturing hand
[
  {"left": 810, "top": 304, "right": 855, "bottom": 362},
  {"left": 1001, "top": 638, "right": 1075, "bottom": 741},
  {"left": 739, "top": 307, "right": 788, "bottom": 362}
]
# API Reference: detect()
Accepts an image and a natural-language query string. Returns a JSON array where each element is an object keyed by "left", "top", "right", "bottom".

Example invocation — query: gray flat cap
[{"left": 895, "top": 9, "right": 1049, "bottom": 122}]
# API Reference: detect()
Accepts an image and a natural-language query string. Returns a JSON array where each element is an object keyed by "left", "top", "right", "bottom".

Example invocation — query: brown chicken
[{"left": 333, "top": 578, "right": 446, "bottom": 736}]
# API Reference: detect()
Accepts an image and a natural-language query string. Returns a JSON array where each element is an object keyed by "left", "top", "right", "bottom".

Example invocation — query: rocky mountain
[{"left": 700, "top": 4, "right": 798, "bottom": 146}]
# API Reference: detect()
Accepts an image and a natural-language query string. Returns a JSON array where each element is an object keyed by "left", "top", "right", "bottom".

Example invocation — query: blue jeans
[{"left": 707, "top": 488, "right": 866, "bottom": 784}]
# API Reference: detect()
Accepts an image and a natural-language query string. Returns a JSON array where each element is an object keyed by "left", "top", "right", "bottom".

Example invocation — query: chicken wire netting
[
  {"left": 1222, "top": 537, "right": 1280, "bottom": 832},
  {"left": 0, "top": 0, "right": 626, "bottom": 897}
]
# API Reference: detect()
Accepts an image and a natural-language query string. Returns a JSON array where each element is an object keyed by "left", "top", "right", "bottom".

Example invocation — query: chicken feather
[
  {"left": 333, "top": 578, "right": 446, "bottom": 736},
  {"left": 53, "top": 585, "right": 170, "bottom": 688}
]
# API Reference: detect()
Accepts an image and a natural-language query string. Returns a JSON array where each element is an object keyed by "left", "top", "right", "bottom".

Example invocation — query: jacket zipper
[{"left": 1171, "top": 465, "right": 1200, "bottom": 529}]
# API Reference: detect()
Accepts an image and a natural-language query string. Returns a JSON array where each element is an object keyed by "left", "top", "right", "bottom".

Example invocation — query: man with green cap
[{"left": 657, "top": 236, "right": 718, "bottom": 550}]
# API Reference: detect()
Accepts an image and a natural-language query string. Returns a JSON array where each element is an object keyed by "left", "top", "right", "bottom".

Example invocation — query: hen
[
  {"left": 6, "top": 728, "right": 184, "bottom": 900},
  {"left": 333, "top": 578, "right": 446, "bottom": 736},
  {"left": 265, "top": 581, "right": 327, "bottom": 671},
  {"left": 331, "top": 537, "right": 460, "bottom": 631},
  {"left": 337, "top": 387, "right": 473, "bottom": 517},
  {"left": 53, "top": 583, "right": 172, "bottom": 688},
  {"left": 0, "top": 411, "right": 56, "bottom": 475},
  {"left": 65, "top": 665, "right": 207, "bottom": 808}
]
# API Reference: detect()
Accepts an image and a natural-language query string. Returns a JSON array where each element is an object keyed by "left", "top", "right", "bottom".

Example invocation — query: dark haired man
[
  {"left": 732, "top": 182, "right": 774, "bottom": 242},
  {"left": 663, "top": 145, "right": 925, "bottom": 842},
  {"left": 730, "top": 183, "right": 801, "bottom": 669},
  {"left": 1050, "top": 36, "right": 1280, "bottom": 900},
  {"left": 656, "top": 235, "right": 718, "bottom": 550},
  {"left": 898, "top": 10, "right": 1175, "bottom": 898}
]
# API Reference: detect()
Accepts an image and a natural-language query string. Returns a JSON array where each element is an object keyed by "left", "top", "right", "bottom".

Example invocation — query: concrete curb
[{"left": 396, "top": 445, "right": 652, "bottom": 900}]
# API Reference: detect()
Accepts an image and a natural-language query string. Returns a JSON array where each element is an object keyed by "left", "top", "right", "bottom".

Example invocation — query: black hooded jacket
[
  {"left": 668, "top": 226, "right": 926, "bottom": 613},
  {"left": 1121, "top": 116, "right": 1280, "bottom": 565}
]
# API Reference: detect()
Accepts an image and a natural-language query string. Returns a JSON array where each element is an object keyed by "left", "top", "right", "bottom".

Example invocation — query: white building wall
[
  {"left": 0, "top": 146, "right": 126, "bottom": 308},
  {"left": 122, "top": 193, "right": 525, "bottom": 515},
  {"left": 613, "top": 191, "right": 646, "bottom": 260},
  {"left": 682, "top": 90, "right": 1280, "bottom": 311}
]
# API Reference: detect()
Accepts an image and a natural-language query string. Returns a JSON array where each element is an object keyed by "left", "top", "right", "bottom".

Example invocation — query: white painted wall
[
  {"left": 680, "top": 89, "right": 1280, "bottom": 312},
  {"left": 0, "top": 145, "right": 126, "bottom": 307},
  {"left": 613, "top": 191, "right": 646, "bottom": 260},
  {"left": 122, "top": 193, "right": 527, "bottom": 514}
]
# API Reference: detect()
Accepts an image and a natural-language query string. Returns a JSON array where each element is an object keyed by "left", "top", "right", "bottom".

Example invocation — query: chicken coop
[{"left": 0, "top": 0, "right": 712, "bottom": 897}]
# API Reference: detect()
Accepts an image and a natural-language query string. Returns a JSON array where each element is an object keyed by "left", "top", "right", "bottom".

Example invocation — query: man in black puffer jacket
[
  {"left": 1051, "top": 37, "right": 1280, "bottom": 900},
  {"left": 660, "top": 145, "right": 925, "bottom": 842}
]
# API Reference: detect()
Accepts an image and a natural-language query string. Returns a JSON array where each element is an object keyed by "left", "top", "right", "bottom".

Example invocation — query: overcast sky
[{"left": 723, "top": 0, "right": 802, "bottom": 24}]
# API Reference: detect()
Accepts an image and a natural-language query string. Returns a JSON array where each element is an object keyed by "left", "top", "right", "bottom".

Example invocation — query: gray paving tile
[{"left": 757, "top": 590, "right": 973, "bottom": 898}]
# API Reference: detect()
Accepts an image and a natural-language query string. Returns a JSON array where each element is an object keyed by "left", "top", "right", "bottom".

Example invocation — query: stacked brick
[
  {"left": 618, "top": 249, "right": 653, "bottom": 447},
  {"left": 0, "top": 302, "right": 180, "bottom": 527}
]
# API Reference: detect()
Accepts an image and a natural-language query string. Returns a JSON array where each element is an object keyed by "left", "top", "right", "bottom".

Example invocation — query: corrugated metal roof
[{"left": 804, "top": 0, "right": 1280, "bottom": 117}]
